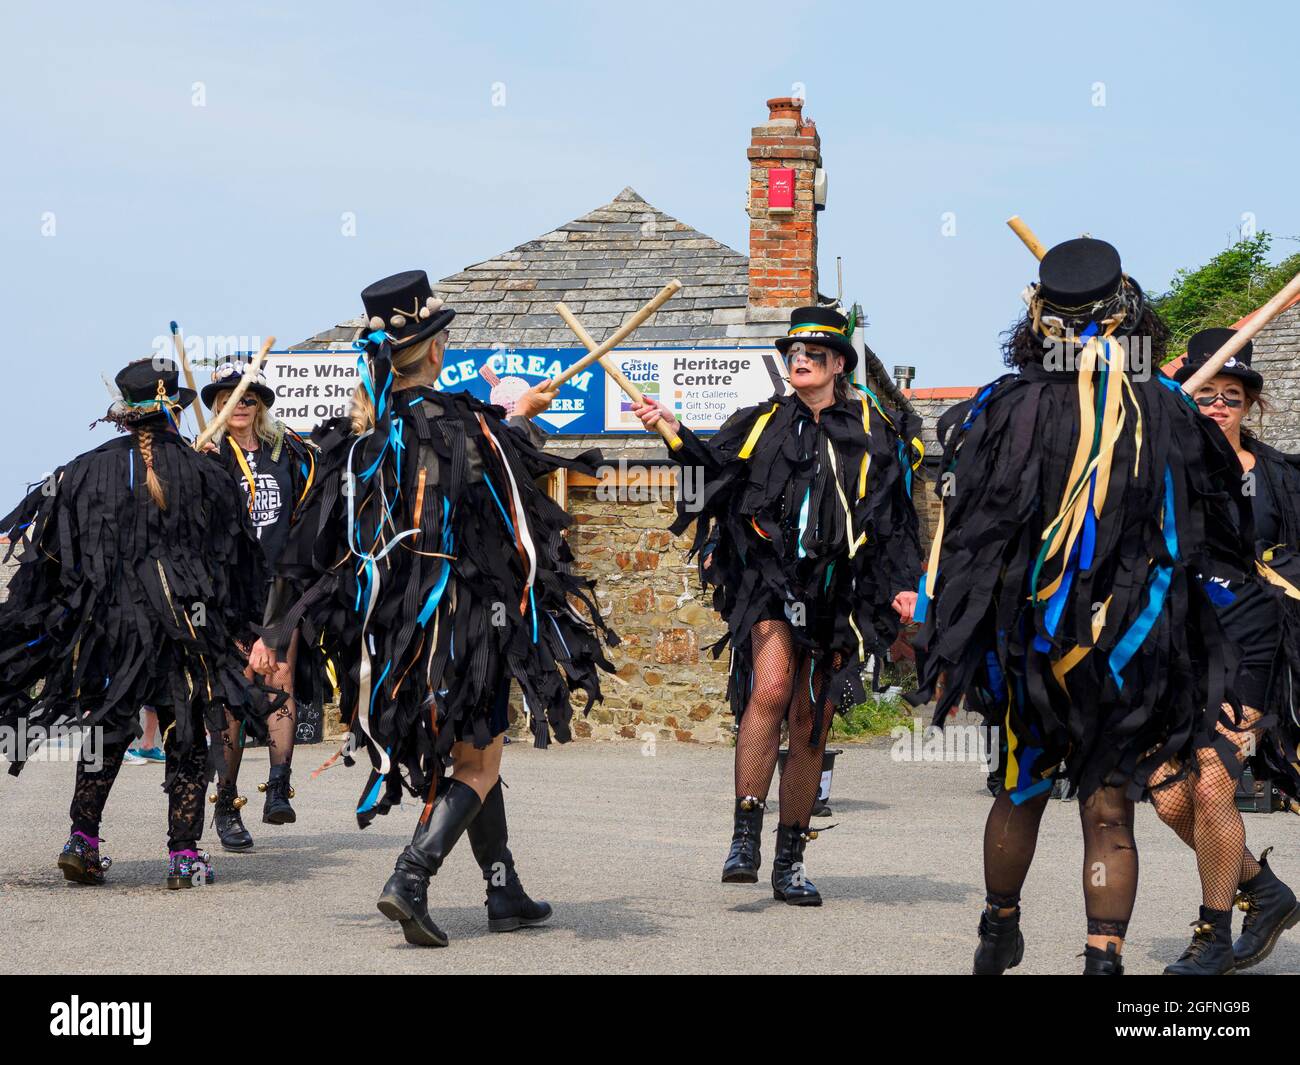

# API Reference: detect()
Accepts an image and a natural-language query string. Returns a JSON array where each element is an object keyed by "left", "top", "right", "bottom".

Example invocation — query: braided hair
[{"left": 134, "top": 427, "right": 167, "bottom": 509}]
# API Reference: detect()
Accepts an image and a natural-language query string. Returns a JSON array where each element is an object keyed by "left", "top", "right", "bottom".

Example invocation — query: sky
[{"left": 2, "top": 1, "right": 1297, "bottom": 491}]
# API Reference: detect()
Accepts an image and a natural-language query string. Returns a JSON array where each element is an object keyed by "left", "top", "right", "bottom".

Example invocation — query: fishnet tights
[
  {"left": 733, "top": 620, "right": 837, "bottom": 827},
  {"left": 1149, "top": 705, "right": 1264, "bottom": 911}
]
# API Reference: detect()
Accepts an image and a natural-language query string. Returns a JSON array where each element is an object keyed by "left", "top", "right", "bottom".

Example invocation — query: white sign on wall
[
  {"left": 265, "top": 352, "right": 360, "bottom": 429},
  {"left": 602, "top": 348, "right": 787, "bottom": 432}
]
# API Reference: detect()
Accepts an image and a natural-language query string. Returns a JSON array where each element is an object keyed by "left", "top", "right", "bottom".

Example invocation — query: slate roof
[{"left": 292, "top": 187, "right": 755, "bottom": 351}]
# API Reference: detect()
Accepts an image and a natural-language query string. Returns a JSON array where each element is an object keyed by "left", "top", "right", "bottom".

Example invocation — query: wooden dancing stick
[
  {"left": 556, "top": 304, "right": 682, "bottom": 449},
  {"left": 171, "top": 320, "right": 207, "bottom": 431},
  {"left": 545, "top": 279, "right": 682, "bottom": 390},
  {"left": 1182, "top": 270, "right": 1300, "bottom": 395},
  {"left": 1007, "top": 216, "right": 1047, "bottom": 261},
  {"left": 193, "top": 335, "right": 275, "bottom": 451}
]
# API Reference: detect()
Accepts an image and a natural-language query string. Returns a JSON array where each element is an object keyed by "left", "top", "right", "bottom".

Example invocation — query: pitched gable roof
[{"left": 292, "top": 188, "right": 751, "bottom": 350}]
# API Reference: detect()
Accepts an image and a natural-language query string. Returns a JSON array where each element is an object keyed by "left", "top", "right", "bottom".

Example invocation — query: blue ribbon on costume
[
  {"left": 417, "top": 498, "right": 453, "bottom": 627},
  {"left": 913, "top": 573, "right": 930, "bottom": 625},
  {"left": 796, "top": 486, "right": 811, "bottom": 559},
  {"left": 1201, "top": 579, "right": 1236, "bottom": 608},
  {"left": 1109, "top": 465, "right": 1178, "bottom": 688}
]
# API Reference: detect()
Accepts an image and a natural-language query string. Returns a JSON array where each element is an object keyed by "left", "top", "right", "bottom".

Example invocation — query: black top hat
[
  {"left": 110, "top": 357, "right": 196, "bottom": 425},
  {"left": 1033, "top": 237, "right": 1146, "bottom": 338},
  {"left": 774, "top": 305, "right": 858, "bottom": 376},
  {"left": 360, "top": 270, "right": 456, "bottom": 350},
  {"left": 201, "top": 360, "right": 276, "bottom": 411},
  {"left": 1173, "top": 327, "right": 1262, "bottom": 390}
]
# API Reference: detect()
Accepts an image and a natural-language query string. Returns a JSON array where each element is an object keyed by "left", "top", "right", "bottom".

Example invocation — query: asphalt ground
[{"left": 2, "top": 733, "right": 1298, "bottom": 975}]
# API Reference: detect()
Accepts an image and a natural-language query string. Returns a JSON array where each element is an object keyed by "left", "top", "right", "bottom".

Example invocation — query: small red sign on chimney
[{"left": 768, "top": 168, "right": 795, "bottom": 213}]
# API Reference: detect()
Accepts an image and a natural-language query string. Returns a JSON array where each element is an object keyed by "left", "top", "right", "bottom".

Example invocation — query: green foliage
[
  {"left": 833, "top": 693, "right": 915, "bottom": 740},
  {"left": 1152, "top": 232, "right": 1300, "bottom": 358}
]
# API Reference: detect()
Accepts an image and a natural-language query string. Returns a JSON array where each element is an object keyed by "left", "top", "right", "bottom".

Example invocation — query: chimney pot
[{"left": 766, "top": 97, "right": 804, "bottom": 123}]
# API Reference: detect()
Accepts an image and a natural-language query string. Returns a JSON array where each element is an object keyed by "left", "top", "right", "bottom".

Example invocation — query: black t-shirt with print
[{"left": 234, "top": 443, "right": 295, "bottom": 570}]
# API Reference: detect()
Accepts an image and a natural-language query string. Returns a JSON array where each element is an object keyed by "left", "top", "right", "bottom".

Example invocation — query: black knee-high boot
[
  {"left": 466, "top": 779, "right": 552, "bottom": 932},
  {"left": 377, "top": 779, "right": 482, "bottom": 947}
]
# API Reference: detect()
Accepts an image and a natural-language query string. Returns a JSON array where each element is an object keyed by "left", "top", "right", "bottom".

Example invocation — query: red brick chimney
[{"left": 747, "top": 96, "right": 821, "bottom": 308}]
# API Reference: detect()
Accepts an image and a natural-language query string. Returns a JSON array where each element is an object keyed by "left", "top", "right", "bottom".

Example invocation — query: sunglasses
[
  {"left": 783, "top": 342, "right": 828, "bottom": 366},
  {"left": 1194, "top": 392, "right": 1243, "bottom": 409}
]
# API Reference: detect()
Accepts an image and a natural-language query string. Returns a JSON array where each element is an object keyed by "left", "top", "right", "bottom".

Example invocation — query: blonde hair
[
  {"left": 350, "top": 331, "right": 446, "bottom": 435},
  {"left": 213, "top": 392, "right": 279, "bottom": 447},
  {"left": 135, "top": 428, "right": 167, "bottom": 509}
]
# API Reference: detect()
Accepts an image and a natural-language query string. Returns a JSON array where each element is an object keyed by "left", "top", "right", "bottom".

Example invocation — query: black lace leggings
[
  {"left": 983, "top": 782, "right": 1138, "bottom": 940},
  {"left": 733, "top": 620, "right": 837, "bottom": 827},
  {"left": 70, "top": 703, "right": 209, "bottom": 852},
  {"left": 218, "top": 632, "right": 298, "bottom": 789}
]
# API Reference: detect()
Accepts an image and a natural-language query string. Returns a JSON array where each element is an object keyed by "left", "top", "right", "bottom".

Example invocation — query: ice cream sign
[{"left": 436, "top": 346, "right": 601, "bottom": 433}]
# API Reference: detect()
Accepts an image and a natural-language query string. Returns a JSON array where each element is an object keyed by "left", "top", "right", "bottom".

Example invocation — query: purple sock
[
  {"left": 72, "top": 830, "right": 99, "bottom": 848},
  {"left": 169, "top": 849, "right": 200, "bottom": 859}
]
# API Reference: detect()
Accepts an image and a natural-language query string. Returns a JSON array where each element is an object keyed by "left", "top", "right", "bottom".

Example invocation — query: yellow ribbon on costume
[
  {"left": 1036, "top": 334, "right": 1132, "bottom": 601},
  {"left": 738, "top": 402, "right": 780, "bottom": 460},
  {"left": 1256, "top": 559, "right": 1300, "bottom": 600}
]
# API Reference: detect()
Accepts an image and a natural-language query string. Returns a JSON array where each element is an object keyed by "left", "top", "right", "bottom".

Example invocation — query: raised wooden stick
[
  {"left": 545, "top": 280, "right": 681, "bottom": 390},
  {"left": 557, "top": 305, "right": 681, "bottom": 449},
  {"left": 171, "top": 320, "right": 207, "bottom": 431},
  {"left": 193, "top": 336, "right": 274, "bottom": 451},
  {"left": 1182, "top": 270, "right": 1300, "bottom": 394},
  {"left": 1007, "top": 216, "right": 1047, "bottom": 261}
]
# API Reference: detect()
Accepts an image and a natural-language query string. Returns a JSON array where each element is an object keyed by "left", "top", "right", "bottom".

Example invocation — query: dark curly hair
[{"left": 1000, "top": 304, "right": 1171, "bottom": 371}]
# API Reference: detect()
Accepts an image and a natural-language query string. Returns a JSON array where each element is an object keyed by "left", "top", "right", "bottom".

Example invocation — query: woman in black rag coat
[
  {"left": 633, "top": 304, "right": 923, "bottom": 907},
  {"left": 910, "top": 239, "right": 1253, "bottom": 974},
  {"left": 0, "top": 357, "right": 275, "bottom": 889},
  {"left": 248, "top": 270, "right": 618, "bottom": 948},
  {"left": 199, "top": 360, "right": 320, "bottom": 849},
  {"left": 1149, "top": 327, "right": 1300, "bottom": 974}
]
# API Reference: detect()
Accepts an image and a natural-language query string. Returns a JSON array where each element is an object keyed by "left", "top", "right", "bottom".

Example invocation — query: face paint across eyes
[{"left": 784, "top": 341, "right": 827, "bottom": 366}]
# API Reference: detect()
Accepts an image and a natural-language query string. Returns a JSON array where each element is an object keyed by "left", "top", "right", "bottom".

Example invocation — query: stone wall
[
  {"left": 565, "top": 485, "right": 732, "bottom": 744},
  {"left": 1250, "top": 303, "right": 1300, "bottom": 451}
]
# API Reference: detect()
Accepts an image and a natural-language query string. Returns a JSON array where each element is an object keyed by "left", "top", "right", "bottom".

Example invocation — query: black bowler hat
[
  {"left": 201, "top": 360, "right": 276, "bottom": 411},
  {"left": 774, "top": 305, "right": 858, "bottom": 376},
  {"left": 110, "top": 357, "right": 196, "bottom": 424},
  {"left": 360, "top": 270, "right": 455, "bottom": 350},
  {"left": 1173, "top": 327, "right": 1262, "bottom": 391}
]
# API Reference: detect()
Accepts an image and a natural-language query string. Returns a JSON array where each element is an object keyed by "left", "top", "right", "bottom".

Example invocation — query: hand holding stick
[
  {"left": 556, "top": 304, "right": 682, "bottom": 449},
  {"left": 193, "top": 336, "right": 274, "bottom": 451}
]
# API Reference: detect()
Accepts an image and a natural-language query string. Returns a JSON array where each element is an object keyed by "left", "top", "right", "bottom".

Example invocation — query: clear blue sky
[{"left": 2, "top": 1, "right": 1296, "bottom": 491}]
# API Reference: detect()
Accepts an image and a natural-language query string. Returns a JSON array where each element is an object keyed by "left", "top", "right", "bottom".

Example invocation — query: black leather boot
[
  {"left": 1234, "top": 847, "right": 1300, "bottom": 970},
  {"left": 376, "top": 779, "right": 481, "bottom": 947},
  {"left": 1164, "top": 906, "right": 1235, "bottom": 974},
  {"left": 771, "top": 823, "right": 822, "bottom": 906},
  {"left": 721, "top": 796, "right": 765, "bottom": 884},
  {"left": 259, "top": 764, "right": 296, "bottom": 825},
  {"left": 466, "top": 778, "right": 552, "bottom": 932},
  {"left": 972, "top": 906, "right": 1024, "bottom": 974},
  {"left": 211, "top": 784, "right": 254, "bottom": 852},
  {"left": 1083, "top": 942, "right": 1125, "bottom": 975}
]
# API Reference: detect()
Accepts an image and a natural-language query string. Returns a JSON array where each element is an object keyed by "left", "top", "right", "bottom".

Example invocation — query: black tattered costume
[
  {"left": 0, "top": 359, "right": 277, "bottom": 886},
  {"left": 259, "top": 270, "right": 616, "bottom": 946},
  {"left": 200, "top": 359, "right": 325, "bottom": 848},
  {"left": 910, "top": 238, "right": 1258, "bottom": 975},
  {"left": 666, "top": 304, "right": 923, "bottom": 906}
]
